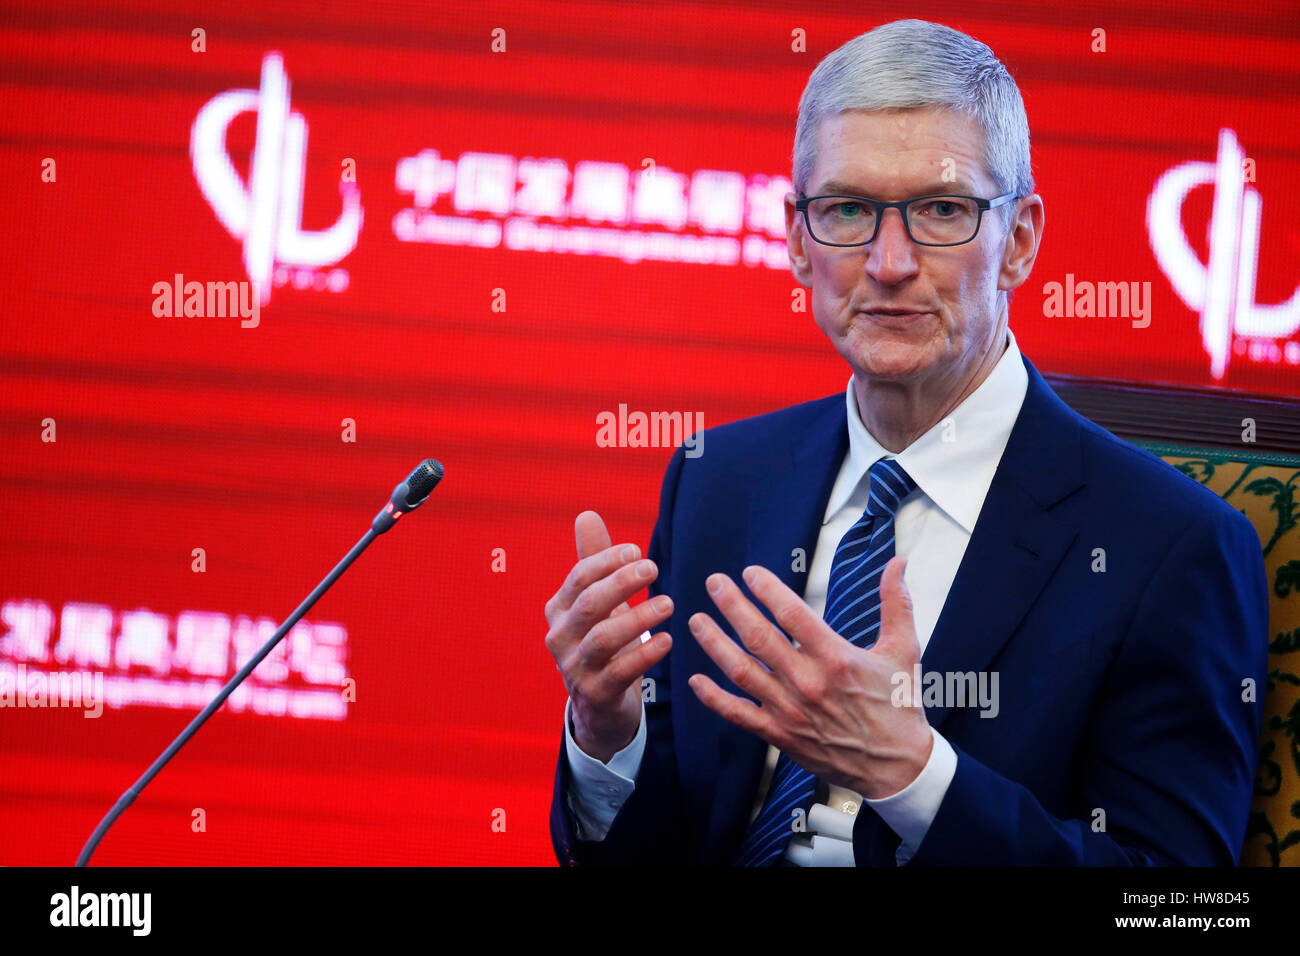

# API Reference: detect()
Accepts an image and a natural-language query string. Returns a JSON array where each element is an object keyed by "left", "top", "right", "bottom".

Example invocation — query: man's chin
[{"left": 849, "top": 345, "right": 938, "bottom": 384}]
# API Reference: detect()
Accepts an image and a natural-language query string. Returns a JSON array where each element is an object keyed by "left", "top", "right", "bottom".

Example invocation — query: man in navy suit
[{"left": 544, "top": 19, "right": 1268, "bottom": 866}]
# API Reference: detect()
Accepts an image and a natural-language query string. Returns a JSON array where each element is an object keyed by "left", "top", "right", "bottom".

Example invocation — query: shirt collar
[{"left": 825, "top": 325, "right": 1029, "bottom": 534}]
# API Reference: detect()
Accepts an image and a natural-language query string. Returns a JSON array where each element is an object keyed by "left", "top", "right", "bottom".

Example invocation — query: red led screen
[{"left": 2, "top": 0, "right": 1298, "bottom": 865}]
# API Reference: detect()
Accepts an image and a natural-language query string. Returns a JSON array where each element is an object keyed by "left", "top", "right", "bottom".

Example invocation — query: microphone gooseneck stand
[{"left": 75, "top": 459, "right": 445, "bottom": 866}]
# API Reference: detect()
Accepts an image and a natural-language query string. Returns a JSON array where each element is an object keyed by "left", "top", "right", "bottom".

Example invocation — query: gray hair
[{"left": 793, "top": 19, "right": 1033, "bottom": 230}]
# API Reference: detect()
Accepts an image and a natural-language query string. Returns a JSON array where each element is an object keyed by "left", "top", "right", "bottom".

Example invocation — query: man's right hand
[{"left": 545, "top": 510, "right": 674, "bottom": 764}]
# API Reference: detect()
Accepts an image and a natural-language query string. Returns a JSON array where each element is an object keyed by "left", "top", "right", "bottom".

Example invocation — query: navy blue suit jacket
[{"left": 551, "top": 353, "right": 1268, "bottom": 866}]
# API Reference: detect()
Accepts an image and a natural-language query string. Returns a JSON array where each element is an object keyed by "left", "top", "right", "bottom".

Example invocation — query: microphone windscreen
[{"left": 404, "top": 459, "right": 444, "bottom": 506}]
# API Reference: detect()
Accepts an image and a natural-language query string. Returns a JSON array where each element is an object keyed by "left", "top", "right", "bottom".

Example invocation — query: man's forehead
[
  {"left": 820, "top": 105, "right": 976, "bottom": 138},
  {"left": 809, "top": 108, "right": 990, "bottom": 194}
]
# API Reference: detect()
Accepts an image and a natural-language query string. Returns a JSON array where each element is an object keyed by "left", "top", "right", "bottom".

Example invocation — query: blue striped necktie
[{"left": 733, "top": 457, "right": 918, "bottom": 867}]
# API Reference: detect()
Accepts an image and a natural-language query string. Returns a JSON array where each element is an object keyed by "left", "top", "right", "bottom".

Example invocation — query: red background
[{"left": 2, "top": 0, "right": 1299, "bottom": 865}]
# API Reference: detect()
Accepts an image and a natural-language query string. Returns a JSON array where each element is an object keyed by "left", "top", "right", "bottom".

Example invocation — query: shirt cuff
[
  {"left": 562, "top": 697, "right": 646, "bottom": 841},
  {"left": 862, "top": 725, "right": 957, "bottom": 864}
]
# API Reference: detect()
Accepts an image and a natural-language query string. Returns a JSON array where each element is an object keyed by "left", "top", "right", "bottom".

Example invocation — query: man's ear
[
  {"left": 785, "top": 191, "right": 814, "bottom": 288},
  {"left": 998, "top": 193, "right": 1044, "bottom": 296}
]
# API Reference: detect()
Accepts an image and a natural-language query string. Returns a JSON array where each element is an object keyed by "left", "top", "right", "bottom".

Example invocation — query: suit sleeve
[
  {"left": 891, "top": 504, "right": 1269, "bottom": 866},
  {"left": 562, "top": 696, "right": 646, "bottom": 840},
  {"left": 551, "top": 443, "right": 693, "bottom": 865}
]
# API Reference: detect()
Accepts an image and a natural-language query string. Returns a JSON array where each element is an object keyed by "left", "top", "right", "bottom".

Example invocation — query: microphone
[
  {"left": 75, "top": 459, "right": 446, "bottom": 866},
  {"left": 372, "top": 458, "right": 444, "bottom": 533}
]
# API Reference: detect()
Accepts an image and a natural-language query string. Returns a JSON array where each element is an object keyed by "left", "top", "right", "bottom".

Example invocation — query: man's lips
[{"left": 859, "top": 308, "right": 934, "bottom": 327}]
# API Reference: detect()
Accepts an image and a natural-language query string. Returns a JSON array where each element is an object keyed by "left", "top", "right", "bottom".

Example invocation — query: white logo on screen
[
  {"left": 190, "top": 51, "right": 362, "bottom": 304},
  {"left": 1148, "top": 128, "right": 1300, "bottom": 379}
]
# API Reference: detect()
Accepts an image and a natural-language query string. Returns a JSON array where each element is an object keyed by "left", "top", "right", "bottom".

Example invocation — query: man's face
[{"left": 786, "top": 107, "right": 1028, "bottom": 391}]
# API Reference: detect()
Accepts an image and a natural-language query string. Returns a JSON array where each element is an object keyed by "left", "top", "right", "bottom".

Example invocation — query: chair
[{"left": 1049, "top": 372, "right": 1300, "bottom": 866}]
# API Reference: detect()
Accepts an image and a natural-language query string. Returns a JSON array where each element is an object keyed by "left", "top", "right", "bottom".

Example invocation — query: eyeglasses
[{"left": 795, "top": 192, "right": 1018, "bottom": 247}]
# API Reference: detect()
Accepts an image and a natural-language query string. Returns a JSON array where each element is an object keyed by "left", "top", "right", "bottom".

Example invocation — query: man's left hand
[{"left": 687, "top": 556, "right": 932, "bottom": 799}]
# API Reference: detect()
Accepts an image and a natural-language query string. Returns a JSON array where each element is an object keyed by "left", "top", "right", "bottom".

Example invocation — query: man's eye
[
  {"left": 920, "top": 200, "right": 962, "bottom": 218},
  {"left": 831, "top": 202, "right": 867, "bottom": 218}
]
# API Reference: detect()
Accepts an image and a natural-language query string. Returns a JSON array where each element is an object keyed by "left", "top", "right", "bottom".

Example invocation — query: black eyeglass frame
[{"left": 794, "top": 192, "right": 1019, "bottom": 247}]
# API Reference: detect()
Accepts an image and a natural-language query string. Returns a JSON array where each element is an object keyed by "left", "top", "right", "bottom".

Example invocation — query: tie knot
[{"left": 866, "top": 458, "right": 916, "bottom": 518}]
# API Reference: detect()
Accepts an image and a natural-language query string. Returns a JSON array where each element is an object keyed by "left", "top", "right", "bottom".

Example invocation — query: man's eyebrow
[{"left": 812, "top": 180, "right": 975, "bottom": 197}]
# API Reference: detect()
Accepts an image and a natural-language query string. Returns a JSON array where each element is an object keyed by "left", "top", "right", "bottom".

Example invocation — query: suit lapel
[
  {"left": 745, "top": 395, "right": 849, "bottom": 605},
  {"left": 919, "top": 355, "right": 1084, "bottom": 732}
]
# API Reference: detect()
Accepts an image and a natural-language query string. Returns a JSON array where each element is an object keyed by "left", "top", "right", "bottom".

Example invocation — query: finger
[
  {"left": 687, "top": 673, "right": 780, "bottom": 744},
  {"left": 688, "top": 610, "right": 787, "bottom": 707},
  {"left": 575, "top": 510, "right": 612, "bottom": 560},
  {"left": 871, "top": 556, "right": 920, "bottom": 662},
  {"left": 574, "top": 511, "right": 635, "bottom": 618},
  {"left": 547, "top": 541, "right": 643, "bottom": 621},
  {"left": 562, "top": 557, "right": 659, "bottom": 641},
  {"left": 739, "top": 565, "right": 841, "bottom": 661},
  {"left": 572, "top": 628, "right": 672, "bottom": 708},
  {"left": 592, "top": 630, "right": 673, "bottom": 700},
  {"left": 703, "top": 572, "right": 805, "bottom": 679},
  {"left": 578, "top": 593, "right": 674, "bottom": 670}
]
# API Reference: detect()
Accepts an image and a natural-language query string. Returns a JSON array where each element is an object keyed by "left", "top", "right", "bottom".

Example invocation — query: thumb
[
  {"left": 871, "top": 556, "right": 920, "bottom": 663},
  {"left": 574, "top": 510, "right": 634, "bottom": 619},
  {"left": 575, "top": 510, "right": 613, "bottom": 561}
]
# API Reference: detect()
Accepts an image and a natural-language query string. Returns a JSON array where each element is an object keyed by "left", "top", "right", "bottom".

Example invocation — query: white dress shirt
[{"left": 564, "top": 325, "right": 1029, "bottom": 865}]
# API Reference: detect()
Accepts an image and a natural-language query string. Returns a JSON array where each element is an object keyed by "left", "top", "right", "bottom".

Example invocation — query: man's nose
[{"left": 864, "top": 207, "right": 920, "bottom": 284}]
